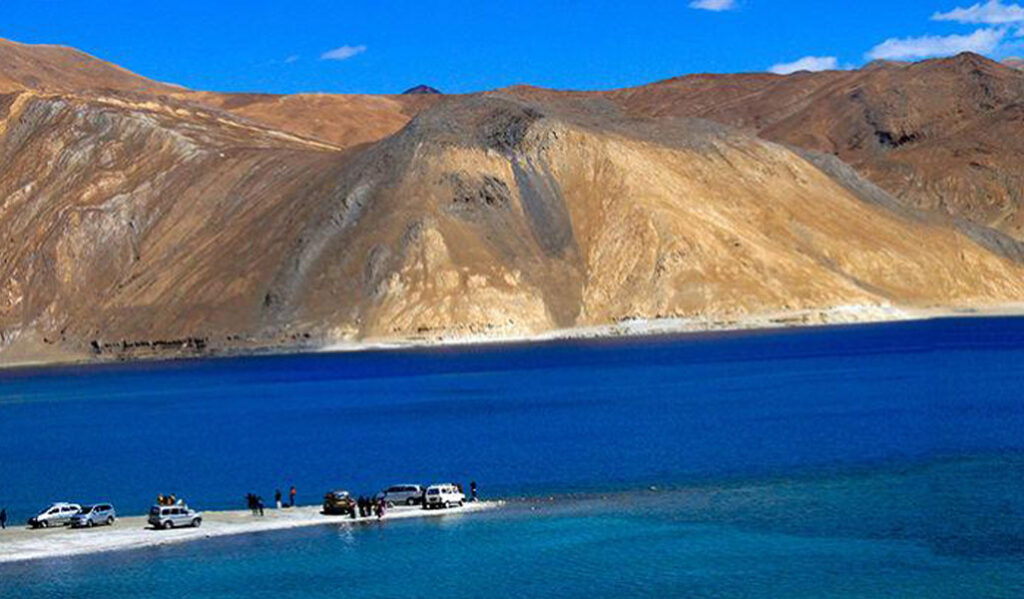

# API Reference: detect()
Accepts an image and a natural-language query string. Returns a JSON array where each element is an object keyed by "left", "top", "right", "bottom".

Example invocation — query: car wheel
[
  {"left": 106, "top": 516, "right": 115, "bottom": 526},
  {"left": 458, "top": 501, "right": 464, "bottom": 507},
  {"left": 163, "top": 520, "right": 174, "bottom": 530},
  {"left": 386, "top": 501, "right": 394, "bottom": 508},
  {"left": 406, "top": 498, "right": 416, "bottom": 506},
  {"left": 444, "top": 501, "right": 452, "bottom": 509},
  {"left": 40, "top": 520, "right": 49, "bottom": 528},
  {"left": 86, "top": 520, "right": 93, "bottom": 528},
  {"left": 192, "top": 518, "right": 201, "bottom": 528}
]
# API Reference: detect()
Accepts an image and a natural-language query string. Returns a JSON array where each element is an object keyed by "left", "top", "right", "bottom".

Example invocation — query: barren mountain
[
  {"left": 1, "top": 39, "right": 1023, "bottom": 365},
  {"left": 598, "top": 53, "right": 1024, "bottom": 239},
  {"left": 0, "top": 37, "right": 181, "bottom": 94}
]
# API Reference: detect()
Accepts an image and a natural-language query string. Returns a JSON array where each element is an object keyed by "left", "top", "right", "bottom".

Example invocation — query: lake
[{"left": 2, "top": 317, "right": 1023, "bottom": 597}]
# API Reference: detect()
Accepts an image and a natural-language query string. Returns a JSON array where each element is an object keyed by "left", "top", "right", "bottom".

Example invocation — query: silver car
[
  {"left": 148, "top": 505, "right": 202, "bottom": 529},
  {"left": 376, "top": 484, "right": 424, "bottom": 507},
  {"left": 28, "top": 503, "right": 82, "bottom": 528},
  {"left": 70, "top": 504, "right": 116, "bottom": 528}
]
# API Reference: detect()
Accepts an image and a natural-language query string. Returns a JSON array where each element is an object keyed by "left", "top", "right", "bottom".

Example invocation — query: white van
[{"left": 423, "top": 484, "right": 465, "bottom": 509}]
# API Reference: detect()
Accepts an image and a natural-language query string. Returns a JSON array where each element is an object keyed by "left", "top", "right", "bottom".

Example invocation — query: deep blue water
[{"left": 2, "top": 317, "right": 1024, "bottom": 597}]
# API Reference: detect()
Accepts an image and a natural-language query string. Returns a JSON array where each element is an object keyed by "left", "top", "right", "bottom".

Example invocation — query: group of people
[
  {"left": 155, "top": 494, "right": 183, "bottom": 506},
  {"left": 356, "top": 496, "right": 387, "bottom": 519},
  {"left": 248, "top": 486, "right": 296, "bottom": 515},
  {"left": 276, "top": 487, "right": 297, "bottom": 508},
  {"left": 245, "top": 493, "right": 265, "bottom": 516}
]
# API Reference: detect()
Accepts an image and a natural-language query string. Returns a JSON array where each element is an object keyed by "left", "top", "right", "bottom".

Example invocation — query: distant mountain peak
[
  {"left": 1004, "top": 57, "right": 1024, "bottom": 70},
  {"left": 402, "top": 84, "right": 441, "bottom": 95}
]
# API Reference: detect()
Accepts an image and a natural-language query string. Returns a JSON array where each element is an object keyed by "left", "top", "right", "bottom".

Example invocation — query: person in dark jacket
[
  {"left": 275, "top": 489, "right": 282, "bottom": 510},
  {"left": 470, "top": 481, "right": 478, "bottom": 501},
  {"left": 0, "top": 508, "right": 7, "bottom": 530}
]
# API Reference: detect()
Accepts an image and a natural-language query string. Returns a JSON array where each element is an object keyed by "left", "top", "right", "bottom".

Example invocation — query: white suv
[
  {"left": 28, "top": 503, "right": 82, "bottom": 528},
  {"left": 423, "top": 484, "right": 465, "bottom": 510},
  {"left": 148, "top": 505, "right": 202, "bottom": 529}
]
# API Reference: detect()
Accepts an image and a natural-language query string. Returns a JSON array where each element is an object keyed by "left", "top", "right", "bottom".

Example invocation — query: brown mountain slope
[
  {"left": 597, "top": 53, "right": 1024, "bottom": 239},
  {"left": 186, "top": 91, "right": 440, "bottom": 150},
  {"left": 2, "top": 89, "right": 1023, "bottom": 363},
  {"left": 1, "top": 43, "right": 1024, "bottom": 364},
  {"left": 0, "top": 37, "right": 181, "bottom": 94}
]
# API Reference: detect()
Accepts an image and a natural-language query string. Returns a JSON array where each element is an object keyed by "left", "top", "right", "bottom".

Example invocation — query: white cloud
[
  {"left": 865, "top": 27, "right": 1007, "bottom": 60},
  {"left": 284, "top": 55, "right": 300, "bottom": 64},
  {"left": 768, "top": 55, "right": 838, "bottom": 74},
  {"left": 320, "top": 45, "right": 367, "bottom": 61},
  {"left": 689, "top": 0, "right": 736, "bottom": 11},
  {"left": 933, "top": 1, "right": 1024, "bottom": 24}
]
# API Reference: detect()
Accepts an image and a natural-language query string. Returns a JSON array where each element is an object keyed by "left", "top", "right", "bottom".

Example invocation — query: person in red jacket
[{"left": 289, "top": 486, "right": 296, "bottom": 507}]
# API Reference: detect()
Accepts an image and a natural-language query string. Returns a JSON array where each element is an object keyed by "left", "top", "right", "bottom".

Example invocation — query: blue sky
[{"left": 3, "top": 1, "right": 1023, "bottom": 94}]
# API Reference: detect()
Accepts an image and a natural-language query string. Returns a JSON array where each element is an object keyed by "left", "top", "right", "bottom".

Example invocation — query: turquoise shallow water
[
  {"left": 2, "top": 317, "right": 1024, "bottom": 596},
  {"left": 3, "top": 454, "right": 1023, "bottom": 598}
]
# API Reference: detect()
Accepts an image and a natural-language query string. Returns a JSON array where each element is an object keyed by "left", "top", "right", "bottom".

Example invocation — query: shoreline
[
  {"left": 0, "top": 502, "right": 499, "bottom": 565},
  {"left": 3, "top": 303, "right": 1024, "bottom": 371}
]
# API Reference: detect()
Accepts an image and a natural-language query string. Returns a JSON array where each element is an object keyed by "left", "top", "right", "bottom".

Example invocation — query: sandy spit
[{"left": 0, "top": 502, "right": 499, "bottom": 564}]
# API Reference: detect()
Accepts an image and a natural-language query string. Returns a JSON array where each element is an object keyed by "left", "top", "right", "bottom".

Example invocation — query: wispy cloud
[
  {"left": 932, "top": 1, "right": 1024, "bottom": 24},
  {"left": 320, "top": 45, "right": 367, "bottom": 61},
  {"left": 688, "top": 0, "right": 736, "bottom": 11},
  {"left": 768, "top": 56, "right": 838, "bottom": 74},
  {"left": 865, "top": 27, "right": 1007, "bottom": 60},
  {"left": 284, "top": 55, "right": 300, "bottom": 64}
]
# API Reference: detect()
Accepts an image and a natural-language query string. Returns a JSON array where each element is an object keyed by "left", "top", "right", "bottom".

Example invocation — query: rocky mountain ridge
[{"left": 1, "top": 39, "right": 1022, "bottom": 365}]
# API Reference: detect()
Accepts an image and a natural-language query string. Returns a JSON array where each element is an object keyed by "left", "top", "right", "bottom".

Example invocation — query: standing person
[
  {"left": 289, "top": 486, "right": 296, "bottom": 508},
  {"left": 470, "top": 481, "right": 478, "bottom": 502},
  {"left": 0, "top": 507, "right": 7, "bottom": 530},
  {"left": 275, "top": 489, "right": 282, "bottom": 510},
  {"left": 257, "top": 496, "right": 265, "bottom": 517}
]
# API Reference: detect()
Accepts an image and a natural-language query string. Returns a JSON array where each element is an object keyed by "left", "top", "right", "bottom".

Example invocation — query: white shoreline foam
[
  {"left": 319, "top": 303, "right": 1024, "bottom": 354},
  {"left": 0, "top": 502, "right": 499, "bottom": 564}
]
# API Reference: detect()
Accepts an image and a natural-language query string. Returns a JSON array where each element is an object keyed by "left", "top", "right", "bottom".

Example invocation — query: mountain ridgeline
[{"left": 1, "top": 37, "right": 1023, "bottom": 364}]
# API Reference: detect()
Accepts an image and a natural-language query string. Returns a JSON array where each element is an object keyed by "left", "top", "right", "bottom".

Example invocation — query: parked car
[
  {"left": 28, "top": 503, "right": 82, "bottom": 528},
  {"left": 423, "top": 484, "right": 465, "bottom": 509},
  {"left": 71, "top": 504, "right": 117, "bottom": 528},
  {"left": 322, "top": 490, "right": 356, "bottom": 515},
  {"left": 148, "top": 504, "right": 202, "bottom": 529},
  {"left": 375, "top": 484, "right": 424, "bottom": 507}
]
